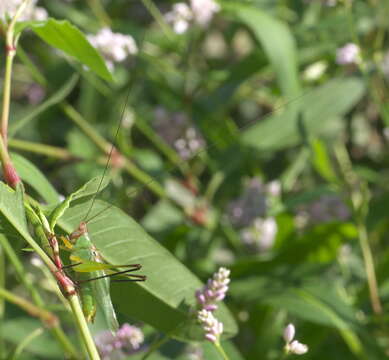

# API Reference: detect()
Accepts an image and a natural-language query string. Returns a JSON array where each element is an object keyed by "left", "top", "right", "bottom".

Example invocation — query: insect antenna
[
  {"left": 82, "top": 86, "right": 133, "bottom": 223},
  {"left": 78, "top": 268, "right": 146, "bottom": 284},
  {"left": 83, "top": 88, "right": 313, "bottom": 225}
]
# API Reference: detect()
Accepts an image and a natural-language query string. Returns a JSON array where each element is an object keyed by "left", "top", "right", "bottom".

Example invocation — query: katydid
[{"left": 58, "top": 220, "right": 145, "bottom": 333}]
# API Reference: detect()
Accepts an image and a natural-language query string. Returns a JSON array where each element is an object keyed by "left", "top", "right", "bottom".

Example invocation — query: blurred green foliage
[{"left": 1, "top": 0, "right": 389, "bottom": 359}]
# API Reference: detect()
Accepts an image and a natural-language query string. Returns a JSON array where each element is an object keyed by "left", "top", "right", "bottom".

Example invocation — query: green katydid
[{"left": 47, "top": 177, "right": 146, "bottom": 333}]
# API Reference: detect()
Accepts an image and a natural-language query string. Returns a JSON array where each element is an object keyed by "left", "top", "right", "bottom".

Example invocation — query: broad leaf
[
  {"left": 11, "top": 153, "right": 59, "bottom": 204},
  {"left": 242, "top": 77, "right": 365, "bottom": 151},
  {"left": 0, "top": 182, "right": 28, "bottom": 239},
  {"left": 49, "top": 175, "right": 110, "bottom": 230},
  {"left": 224, "top": 3, "right": 301, "bottom": 99},
  {"left": 28, "top": 19, "right": 113, "bottom": 82},
  {"left": 58, "top": 199, "right": 238, "bottom": 341}
]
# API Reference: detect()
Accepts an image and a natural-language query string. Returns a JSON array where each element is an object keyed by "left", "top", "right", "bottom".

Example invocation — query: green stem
[
  {"left": 214, "top": 342, "right": 230, "bottom": 360},
  {"left": 124, "top": 159, "right": 165, "bottom": 197},
  {"left": 9, "top": 138, "right": 75, "bottom": 160},
  {"left": 1, "top": 0, "right": 29, "bottom": 146},
  {"left": 61, "top": 102, "right": 111, "bottom": 154},
  {"left": 10, "top": 327, "right": 44, "bottom": 360},
  {"left": 87, "top": 0, "right": 111, "bottom": 25},
  {"left": 1, "top": 49, "right": 14, "bottom": 145},
  {"left": 0, "top": 244, "right": 4, "bottom": 358},
  {"left": 0, "top": 287, "right": 57, "bottom": 327},
  {"left": 61, "top": 102, "right": 165, "bottom": 196},
  {"left": 141, "top": 335, "right": 169, "bottom": 360},
  {"left": 16, "top": 46, "right": 47, "bottom": 86},
  {"left": 135, "top": 115, "right": 186, "bottom": 172},
  {"left": 0, "top": 235, "right": 79, "bottom": 359},
  {"left": 140, "top": 0, "right": 173, "bottom": 39},
  {"left": 68, "top": 294, "right": 101, "bottom": 360},
  {"left": 0, "top": 235, "right": 42, "bottom": 306},
  {"left": 343, "top": 2, "right": 387, "bottom": 124},
  {"left": 357, "top": 221, "right": 382, "bottom": 314},
  {"left": 334, "top": 144, "right": 382, "bottom": 314}
]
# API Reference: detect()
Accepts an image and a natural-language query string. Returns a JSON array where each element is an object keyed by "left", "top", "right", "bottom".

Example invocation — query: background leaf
[{"left": 29, "top": 19, "right": 113, "bottom": 82}]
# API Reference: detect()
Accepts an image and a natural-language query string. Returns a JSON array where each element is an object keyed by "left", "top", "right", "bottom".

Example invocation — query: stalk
[
  {"left": 0, "top": 235, "right": 79, "bottom": 358},
  {"left": 61, "top": 102, "right": 165, "bottom": 197},
  {"left": 334, "top": 143, "right": 382, "bottom": 314},
  {"left": 1, "top": 0, "right": 29, "bottom": 146},
  {"left": 0, "top": 287, "right": 58, "bottom": 327},
  {"left": 68, "top": 294, "right": 101, "bottom": 360},
  {"left": 10, "top": 328, "right": 43, "bottom": 360},
  {"left": 214, "top": 342, "right": 230, "bottom": 360},
  {"left": 0, "top": 5, "right": 101, "bottom": 358},
  {"left": 140, "top": 0, "right": 173, "bottom": 39}
]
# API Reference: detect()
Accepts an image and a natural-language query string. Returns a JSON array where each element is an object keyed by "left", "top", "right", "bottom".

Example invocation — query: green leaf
[
  {"left": 310, "top": 138, "right": 338, "bottom": 183},
  {"left": 58, "top": 199, "right": 238, "bottom": 342},
  {"left": 0, "top": 182, "right": 28, "bottom": 239},
  {"left": 242, "top": 77, "right": 365, "bottom": 151},
  {"left": 29, "top": 19, "right": 113, "bottom": 82},
  {"left": 224, "top": 3, "right": 301, "bottom": 99},
  {"left": 231, "top": 272, "right": 365, "bottom": 357},
  {"left": 49, "top": 175, "right": 110, "bottom": 230},
  {"left": 9, "top": 74, "right": 79, "bottom": 136},
  {"left": 11, "top": 153, "right": 59, "bottom": 204}
]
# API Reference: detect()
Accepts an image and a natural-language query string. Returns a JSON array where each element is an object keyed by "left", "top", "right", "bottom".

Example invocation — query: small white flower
[
  {"left": 190, "top": 0, "right": 220, "bottom": 26},
  {"left": 283, "top": 323, "right": 308, "bottom": 355},
  {"left": 336, "top": 43, "right": 360, "bottom": 65},
  {"left": 165, "top": 2, "right": 193, "bottom": 34},
  {"left": 266, "top": 180, "right": 281, "bottom": 197},
  {"left": 303, "top": 61, "right": 328, "bottom": 81},
  {"left": 288, "top": 340, "right": 309, "bottom": 355},
  {"left": 164, "top": 0, "right": 220, "bottom": 34},
  {"left": 87, "top": 28, "right": 138, "bottom": 71},
  {"left": 283, "top": 323, "right": 295, "bottom": 343},
  {"left": 0, "top": 0, "right": 48, "bottom": 22}
]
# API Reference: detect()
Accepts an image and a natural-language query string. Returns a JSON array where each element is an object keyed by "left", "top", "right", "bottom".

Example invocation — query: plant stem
[
  {"left": 61, "top": 102, "right": 165, "bottom": 197},
  {"left": 0, "top": 235, "right": 79, "bottom": 358},
  {"left": 357, "top": 221, "right": 382, "bottom": 314},
  {"left": 10, "top": 327, "right": 44, "bottom": 360},
  {"left": 141, "top": 335, "right": 169, "bottom": 360},
  {"left": 334, "top": 143, "right": 382, "bottom": 314},
  {"left": 61, "top": 102, "right": 111, "bottom": 154},
  {"left": 0, "top": 287, "right": 58, "bottom": 327},
  {"left": 214, "top": 342, "right": 230, "bottom": 360},
  {"left": 0, "top": 245, "right": 4, "bottom": 359},
  {"left": 9, "top": 138, "right": 75, "bottom": 160},
  {"left": 140, "top": 0, "right": 173, "bottom": 40},
  {"left": 68, "top": 294, "right": 101, "bottom": 360},
  {"left": 1, "top": 49, "right": 14, "bottom": 146},
  {"left": 124, "top": 159, "right": 165, "bottom": 197},
  {"left": 1, "top": 0, "right": 29, "bottom": 146},
  {"left": 87, "top": 0, "right": 111, "bottom": 26}
]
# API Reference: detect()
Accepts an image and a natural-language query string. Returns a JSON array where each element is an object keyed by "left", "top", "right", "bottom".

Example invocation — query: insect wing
[{"left": 92, "top": 268, "right": 119, "bottom": 333}]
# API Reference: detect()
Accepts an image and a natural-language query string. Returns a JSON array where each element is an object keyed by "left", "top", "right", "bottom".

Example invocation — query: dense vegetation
[{"left": 0, "top": 0, "right": 389, "bottom": 359}]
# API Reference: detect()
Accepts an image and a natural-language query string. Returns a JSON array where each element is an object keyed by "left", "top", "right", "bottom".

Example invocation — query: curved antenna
[
  {"left": 84, "top": 88, "right": 312, "bottom": 224},
  {"left": 82, "top": 30, "right": 147, "bottom": 223},
  {"left": 82, "top": 86, "right": 133, "bottom": 222}
]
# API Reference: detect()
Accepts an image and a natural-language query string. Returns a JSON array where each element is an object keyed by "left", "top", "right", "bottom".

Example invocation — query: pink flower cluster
[
  {"left": 196, "top": 267, "right": 230, "bottom": 343},
  {"left": 196, "top": 267, "right": 230, "bottom": 311},
  {"left": 197, "top": 309, "right": 223, "bottom": 343},
  {"left": 95, "top": 323, "right": 144, "bottom": 360}
]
